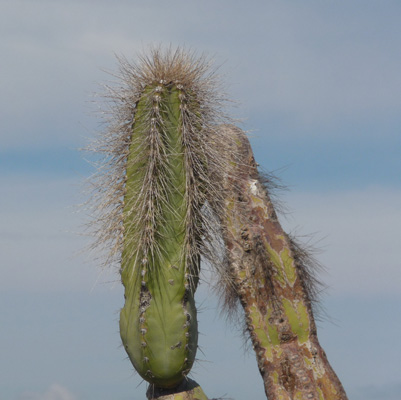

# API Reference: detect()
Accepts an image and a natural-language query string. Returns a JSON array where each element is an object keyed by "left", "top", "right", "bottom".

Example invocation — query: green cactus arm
[
  {"left": 89, "top": 48, "right": 244, "bottom": 397},
  {"left": 217, "top": 125, "right": 348, "bottom": 400},
  {"left": 120, "top": 83, "right": 199, "bottom": 388}
]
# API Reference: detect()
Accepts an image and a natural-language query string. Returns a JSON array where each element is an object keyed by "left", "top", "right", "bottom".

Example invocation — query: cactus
[
  {"left": 119, "top": 80, "right": 200, "bottom": 387},
  {"left": 87, "top": 47, "right": 233, "bottom": 392},
  {"left": 87, "top": 47, "right": 348, "bottom": 399},
  {"left": 216, "top": 125, "right": 349, "bottom": 400}
]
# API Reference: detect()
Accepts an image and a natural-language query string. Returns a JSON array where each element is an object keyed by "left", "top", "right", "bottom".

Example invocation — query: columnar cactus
[
  {"left": 119, "top": 81, "right": 200, "bottom": 387},
  {"left": 88, "top": 48, "right": 231, "bottom": 394}
]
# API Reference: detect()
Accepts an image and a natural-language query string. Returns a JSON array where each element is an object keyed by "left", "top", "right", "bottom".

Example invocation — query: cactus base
[{"left": 147, "top": 378, "right": 209, "bottom": 400}]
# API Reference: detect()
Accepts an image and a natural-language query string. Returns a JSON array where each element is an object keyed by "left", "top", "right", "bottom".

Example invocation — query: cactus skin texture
[{"left": 120, "top": 83, "right": 199, "bottom": 388}]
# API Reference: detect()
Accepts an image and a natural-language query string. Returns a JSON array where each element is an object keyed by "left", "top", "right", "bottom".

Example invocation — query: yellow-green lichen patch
[
  {"left": 273, "top": 346, "right": 283, "bottom": 359},
  {"left": 295, "top": 302, "right": 310, "bottom": 342},
  {"left": 282, "top": 299, "right": 310, "bottom": 344},
  {"left": 317, "top": 387, "right": 325, "bottom": 400},
  {"left": 250, "top": 193, "right": 265, "bottom": 207},
  {"left": 275, "top": 388, "right": 291, "bottom": 400},
  {"left": 234, "top": 137, "right": 242, "bottom": 147},
  {"left": 303, "top": 355, "right": 313, "bottom": 368},
  {"left": 265, "top": 242, "right": 286, "bottom": 286},
  {"left": 238, "top": 269, "right": 247, "bottom": 280},
  {"left": 226, "top": 198, "right": 235, "bottom": 212},
  {"left": 267, "top": 323, "right": 280, "bottom": 346},
  {"left": 281, "top": 247, "right": 297, "bottom": 286},
  {"left": 258, "top": 276, "right": 266, "bottom": 288},
  {"left": 249, "top": 305, "right": 273, "bottom": 360},
  {"left": 253, "top": 327, "right": 273, "bottom": 361},
  {"left": 224, "top": 198, "right": 237, "bottom": 227},
  {"left": 329, "top": 383, "right": 338, "bottom": 396},
  {"left": 306, "top": 341, "right": 325, "bottom": 379},
  {"left": 193, "top": 385, "right": 208, "bottom": 400},
  {"left": 250, "top": 193, "right": 270, "bottom": 216},
  {"left": 265, "top": 310, "right": 280, "bottom": 346}
]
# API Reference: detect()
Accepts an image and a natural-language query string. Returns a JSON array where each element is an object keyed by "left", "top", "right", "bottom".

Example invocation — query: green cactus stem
[
  {"left": 88, "top": 48, "right": 232, "bottom": 391},
  {"left": 217, "top": 125, "right": 349, "bottom": 400},
  {"left": 120, "top": 82, "right": 199, "bottom": 388}
]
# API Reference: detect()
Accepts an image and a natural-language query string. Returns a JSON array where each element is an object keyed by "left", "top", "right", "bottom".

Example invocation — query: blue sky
[{"left": 1, "top": 1, "right": 400, "bottom": 399}]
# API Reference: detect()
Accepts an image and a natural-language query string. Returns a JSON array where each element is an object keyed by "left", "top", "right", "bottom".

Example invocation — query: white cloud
[{"left": 17, "top": 384, "right": 77, "bottom": 400}]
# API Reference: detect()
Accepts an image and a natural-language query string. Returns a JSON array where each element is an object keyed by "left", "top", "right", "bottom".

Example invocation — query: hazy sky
[{"left": 1, "top": 1, "right": 400, "bottom": 399}]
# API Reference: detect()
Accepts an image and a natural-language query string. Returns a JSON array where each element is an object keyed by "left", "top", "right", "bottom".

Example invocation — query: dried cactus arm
[{"left": 219, "top": 125, "right": 348, "bottom": 400}]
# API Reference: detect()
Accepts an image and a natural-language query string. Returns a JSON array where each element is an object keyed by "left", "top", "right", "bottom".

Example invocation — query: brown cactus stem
[
  {"left": 146, "top": 378, "right": 209, "bottom": 400},
  {"left": 218, "top": 125, "right": 348, "bottom": 400}
]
